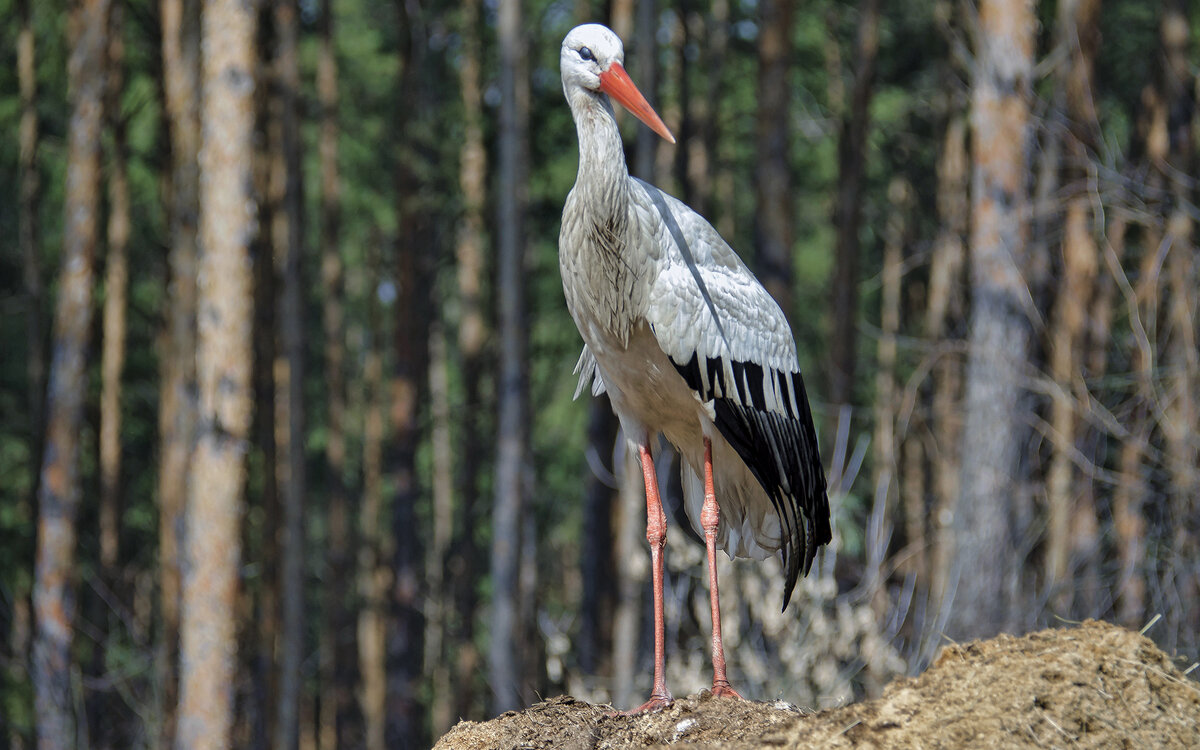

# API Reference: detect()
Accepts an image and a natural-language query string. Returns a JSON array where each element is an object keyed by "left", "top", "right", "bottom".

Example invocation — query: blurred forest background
[{"left": 1, "top": 0, "right": 1198, "bottom": 747}]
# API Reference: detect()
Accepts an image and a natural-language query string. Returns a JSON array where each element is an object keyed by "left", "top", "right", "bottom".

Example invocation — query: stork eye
[{"left": 579, "top": 46, "right": 596, "bottom": 62}]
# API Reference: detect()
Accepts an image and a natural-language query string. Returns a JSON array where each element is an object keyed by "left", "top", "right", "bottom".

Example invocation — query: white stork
[{"left": 558, "top": 24, "right": 831, "bottom": 713}]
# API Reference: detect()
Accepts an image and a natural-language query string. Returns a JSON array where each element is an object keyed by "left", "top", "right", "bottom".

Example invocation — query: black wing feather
[{"left": 672, "top": 352, "right": 831, "bottom": 610}]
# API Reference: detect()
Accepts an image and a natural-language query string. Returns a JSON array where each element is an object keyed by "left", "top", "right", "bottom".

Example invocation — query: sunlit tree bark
[
  {"left": 99, "top": 0, "right": 129, "bottom": 591},
  {"left": 927, "top": 113, "right": 967, "bottom": 613},
  {"left": 175, "top": 0, "right": 257, "bottom": 743},
  {"left": 1045, "top": 0, "right": 1101, "bottom": 615},
  {"left": 91, "top": 3, "right": 131, "bottom": 743},
  {"left": 33, "top": 1, "right": 108, "bottom": 746},
  {"left": 950, "top": 0, "right": 1035, "bottom": 640},
  {"left": 157, "top": 0, "right": 201, "bottom": 742}
]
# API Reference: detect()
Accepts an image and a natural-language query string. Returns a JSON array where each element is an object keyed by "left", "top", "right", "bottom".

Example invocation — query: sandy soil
[{"left": 433, "top": 619, "right": 1199, "bottom": 749}]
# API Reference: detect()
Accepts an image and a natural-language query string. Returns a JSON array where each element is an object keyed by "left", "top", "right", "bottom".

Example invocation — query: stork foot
[
  {"left": 709, "top": 680, "right": 743, "bottom": 700},
  {"left": 621, "top": 693, "right": 673, "bottom": 715}
]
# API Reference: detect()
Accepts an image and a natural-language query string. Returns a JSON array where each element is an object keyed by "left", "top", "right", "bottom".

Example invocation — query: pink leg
[
  {"left": 702, "top": 437, "right": 742, "bottom": 699},
  {"left": 625, "top": 439, "right": 673, "bottom": 714}
]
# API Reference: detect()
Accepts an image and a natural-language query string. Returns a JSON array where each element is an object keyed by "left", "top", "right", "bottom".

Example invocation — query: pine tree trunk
[
  {"left": 270, "top": 1, "right": 307, "bottom": 747},
  {"left": 357, "top": 266, "right": 387, "bottom": 750},
  {"left": 871, "top": 178, "right": 909, "bottom": 598},
  {"left": 451, "top": 0, "right": 487, "bottom": 721},
  {"left": 253, "top": 6, "right": 280, "bottom": 744},
  {"left": 950, "top": 0, "right": 1035, "bottom": 641},
  {"left": 175, "top": 0, "right": 257, "bottom": 743},
  {"left": 387, "top": 3, "right": 430, "bottom": 745},
  {"left": 632, "top": 0, "right": 658, "bottom": 182},
  {"left": 828, "top": 0, "right": 880, "bottom": 406},
  {"left": 491, "top": 0, "right": 530, "bottom": 715},
  {"left": 33, "top": 1, "right": 108, "bottom": 746},
  {"left": 157, "top": 0, "right": 201, "bottom": 742},
  {"left": 926, "top": 111, "right": 967, "bottom": 616},
  {"left": 579, "top": 398, "right": 618, "bottom": 677},
  {"left": 92, "top": 4, "right": 131, "bottom": 743},
  {"left": 19, "top": 0, "right": 44, "bottom": 460},
  {"left": 99, "top": 0, "right": 129, "bottom": 594},
  {"left": 697, "top": 1, "right": 728, "bottom": 221},
  {"left": 611, "top": 444, "right": 648, "bottom": 709},
  {"left": 754, "top": 0, "right": 796, "bottom": 318},
  {"left": 1045, "top": 0, "right": 1101, "bottom": 616},
  {"left": 1157, "top": 1, "right": 1199, "bottom": 647},
  {"left": 315, "top": 0, "right": 356, "bottom": 744},
  {"left": 1102, "top": 217, "right": 1145, "bottom": 629},
  {"left": 427, "top": 322, "right": 455, "bottom": 736}
]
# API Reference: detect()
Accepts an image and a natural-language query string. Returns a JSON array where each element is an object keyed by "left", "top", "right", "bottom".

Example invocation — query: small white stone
[{"left": 672, "top": 718, "right": 698, "bottom": 741}]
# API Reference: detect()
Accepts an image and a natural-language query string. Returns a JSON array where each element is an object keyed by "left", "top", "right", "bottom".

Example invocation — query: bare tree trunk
[
  {"left": 949, "top": 0, "right": 1035, "bottom": 641},
  {"left": 387, "top": 3, "right": 430, "bottom": 745},
  {"left": 175, "top": 0, "right": 257, "bottom": 744},
  {"left": 1157, "top": 1, "right": 1199, "bottom": 645},
  {"left": 270, "top": 1, "right": 307, "bottom": 747},
  {"left": 668, "top": 5, "right": 691, "bottom": 205},
  {"left": 16, "top": 15, "right": 43, "bottom": 731},
  {"left": 609, "top": 0, "right": 631, "bottom": 39},
  {"left": 1045, "top": 0, "right": 1101, "bottom": 615},
  {"left": 315, "top": 0, "right": 356, "bottom": 745},
  {"left": 491, "top": 0, "right": 530, "bottom": 715},
  {"left": 99, "top": 0, "right": 129, "bottom": 593},
  {"left": 828, "top": 0, "right": 880, "bottom": 406},
  {"left": 253, "top": 8, "right": 281, "bottom": 745},
  {"left": 1106, "top": 216, "right": 1145, "bottom": 628},
  {"left": 682, "top": 3, "right": 723, "bottom": 219},
  {"left": 692, "top": 0, "right": 727, "bottom": 224},
  {"left": 19, "top": 0, "right": 45, "bottom": 460},
  {"left": 92, "top": 4, "right": 130, "bottom": 743},
  {"left": 579, "top": 398, "right": 618, "bottom": 677},
  {"left": 451, "top": 0, "right": 487, "bottom": 722},
  {"left": 631, "top": 0, "right": 658, "bottom": 183},
  {"left": 925, "top": 105, "right": 969, "bottom": 615},
  {"left": 33, "top": 1, "right": 108, "bottom": 747},
  {"left": 426, "top": 322, "right": 454, "bottom": 737},
  {"left": 158, "top": 0, "right": 201, "bottom": 742},
  {"left": 357, "top": 262, "right": 387, "bottom": 750},
  {"left": 611, "top": 444, "right": 647, "bottom": 709},
  {"left": 754, "top": 0, "right": 796, "bottom": 318},
  {"left": 871, "top": 178, "right": 910, "bottom": 598}
]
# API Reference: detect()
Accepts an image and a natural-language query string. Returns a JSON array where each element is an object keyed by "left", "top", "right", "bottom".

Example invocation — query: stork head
[{"left": 561, "top": 24, "right": 676, "bottom": 144}]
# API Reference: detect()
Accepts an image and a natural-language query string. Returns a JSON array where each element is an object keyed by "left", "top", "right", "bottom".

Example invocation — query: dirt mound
[{"left": 433, "top": 620, "right": 1199, "bottom": 749}]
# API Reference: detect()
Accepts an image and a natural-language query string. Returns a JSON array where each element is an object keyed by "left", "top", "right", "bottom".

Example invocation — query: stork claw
[
  {"left": 709, "top": 681, "right": 743, "bottom": 700},
  {"left": 620, "top": 693, "right": 673, "bottom": 715}
]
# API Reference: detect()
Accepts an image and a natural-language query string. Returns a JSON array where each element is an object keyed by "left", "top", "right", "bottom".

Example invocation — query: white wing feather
[{"left": 633, "top": 181, "right": 803, "bottom": 414}]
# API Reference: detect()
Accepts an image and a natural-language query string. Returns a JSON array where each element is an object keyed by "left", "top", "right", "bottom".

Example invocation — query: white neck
[{"left": 566, "top": 85, "right": 630, "bottom": 214}]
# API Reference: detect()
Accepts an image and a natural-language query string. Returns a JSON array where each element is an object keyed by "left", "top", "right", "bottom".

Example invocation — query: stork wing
[
  {"left": 634, "top": 180, "right": 831, "bottom": 608},
  {"left": 573, "top": 345, "right": 606, "bottom": 399}
]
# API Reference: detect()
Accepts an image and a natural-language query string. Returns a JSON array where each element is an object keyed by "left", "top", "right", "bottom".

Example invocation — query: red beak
[{"left": 598, "top": 62, "right": 676, "bottom": 144}]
